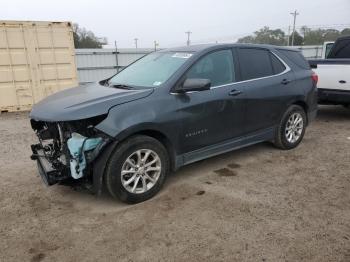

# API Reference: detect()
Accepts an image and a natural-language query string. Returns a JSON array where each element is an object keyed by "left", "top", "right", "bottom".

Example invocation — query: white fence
[
  {"left": 294, "top": 45, "right": 323, "bottom": 59},
  {"left": 75, "top": 45, "right": 324, "bottom": 84}
]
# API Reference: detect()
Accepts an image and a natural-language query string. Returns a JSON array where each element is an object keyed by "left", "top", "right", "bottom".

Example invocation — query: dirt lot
[{"left": 0, "top": 106, "right": 349, "bottom": 262}]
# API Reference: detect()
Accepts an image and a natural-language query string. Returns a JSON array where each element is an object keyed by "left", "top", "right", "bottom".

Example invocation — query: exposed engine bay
[{"left": 30, "top": 115, "right": 110, "bottom": 188}]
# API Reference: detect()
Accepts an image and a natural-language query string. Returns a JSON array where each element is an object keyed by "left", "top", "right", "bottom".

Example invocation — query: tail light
[{"left": 311, "top": 72, "right": 318, "bottom": 85}]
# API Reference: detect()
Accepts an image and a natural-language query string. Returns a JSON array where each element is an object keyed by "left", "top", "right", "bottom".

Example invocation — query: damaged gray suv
[{"left": 30, "top": 44, "right": 318, "bottom": 203}]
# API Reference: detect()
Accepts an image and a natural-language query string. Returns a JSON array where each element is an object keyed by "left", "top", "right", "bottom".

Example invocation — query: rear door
[{"left": 234, "top": 47, "right": 295, "bottom": 133}]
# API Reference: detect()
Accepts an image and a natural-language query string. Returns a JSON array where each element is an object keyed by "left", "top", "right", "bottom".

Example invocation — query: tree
[
  {"left": 236, "top": 35, "right": 255, "bottom": 44},
  {"left": 73, "top": 24, "right": 102, "bottom": 48},
  {"left": 238, "top": 26, "right": 350, "bottom": 46},
  {"left": 300, "top": 26, "right": 310, "bottom": 38},
  {"left": 302, "top": 27, "right": 350, "bottom": 45},
  {"left": 289, "top": 31, "right": 303, "bottom": 45},
  {"left": 323, "top": 29, "right": 341, "bottom": 42},
  {"left": 237, "top": 27, "right": 286, "bottom": 45},
  {"left": 302, "top": 28, "right": 324, "bottom": 45},
  {"left": 341, "top": 28, "right": 350, "bottom": 36}
]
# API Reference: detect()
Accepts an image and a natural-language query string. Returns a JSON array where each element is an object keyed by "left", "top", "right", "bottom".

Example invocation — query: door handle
[
  {"left": 228, "top": 90, "right": 242, "bottom": 96},
  {"left": 339, "top": 80, "right": 347, "bottom": 84},
  {"left": 281, "top": 79, "right": 291, "bottom": 85}
]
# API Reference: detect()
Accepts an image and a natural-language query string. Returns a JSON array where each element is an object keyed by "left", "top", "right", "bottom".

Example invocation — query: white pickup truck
[{"left": 309, "top": 36, "right": 350, "bottom": 106}]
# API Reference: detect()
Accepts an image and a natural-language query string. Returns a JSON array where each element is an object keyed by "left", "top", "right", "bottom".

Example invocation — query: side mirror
[{"left": 177, "top": 78, "right": 211, "bottom": 93}]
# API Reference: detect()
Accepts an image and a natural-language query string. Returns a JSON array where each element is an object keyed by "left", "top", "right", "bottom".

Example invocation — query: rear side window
[
  {"left": 277, "top": 49, "right": 310, "bottom": 69},
  {"left": 237, "top": 48, "right": 273, "bottom": 80},
  {"left": 270, "top": 53, "right": 286, "bottom": 74},
  {"left": 186, "top": 49, "right": 235, "bottom": 86}
]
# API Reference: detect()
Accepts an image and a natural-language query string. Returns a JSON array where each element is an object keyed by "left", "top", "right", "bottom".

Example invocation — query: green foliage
[
  {"left": 237, "top": 27, "right": 286, "bottom": 45},
  {"left": 289, "top": 31, "right": 303, "bottom": 45},
  {"left": 237, "top": 35, "right": 255, "bottom": 44},
  {"left": 238, "top": 26, "right": 350, "bottom": 46},
  {"left": 302, "top": 27, "right": 350, "bottom": 45},
  {"left": 73, "top": 24, "right": 102, "bottom": 49},
  {"left": 341, "top": 28, "right": 350, "bottom": 36}
]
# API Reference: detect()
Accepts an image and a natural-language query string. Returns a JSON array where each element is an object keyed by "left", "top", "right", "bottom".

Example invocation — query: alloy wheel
[
  {"left": 120, "top": 149, "right": 161, "bottom": 194},
  {"left": 285, "top": 112, "right": 304, "bottom": 143}
]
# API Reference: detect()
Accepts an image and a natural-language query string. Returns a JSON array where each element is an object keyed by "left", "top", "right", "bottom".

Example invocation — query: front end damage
[{"left": 30, "top": 115, "right": 111, "bottom": 191}]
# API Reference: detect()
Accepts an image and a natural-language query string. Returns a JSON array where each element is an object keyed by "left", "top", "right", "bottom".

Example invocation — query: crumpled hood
[{"left": 30, "top": 82, "right": 153, "bottom": 121}]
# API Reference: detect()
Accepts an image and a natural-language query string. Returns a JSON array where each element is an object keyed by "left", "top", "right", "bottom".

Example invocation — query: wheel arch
[
  {"left": 92, "top": 127, "right": 177, "bottom": 196},
  {"left": 293, "top": 100, "right": 308, "bottom": 113},
  {"left": 127, "top": 129, "right": 177, "bottom": 172},
  {"left": 114, "top": 125, "right": 177, "bottom": 166},
  {"left": 292, "top": 100, "right": 309, "bottom": 124}
]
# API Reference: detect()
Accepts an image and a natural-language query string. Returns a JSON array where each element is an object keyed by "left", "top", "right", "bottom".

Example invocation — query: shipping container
[{"left": 0, "top": 20, "right": 78, "bottom": 112}]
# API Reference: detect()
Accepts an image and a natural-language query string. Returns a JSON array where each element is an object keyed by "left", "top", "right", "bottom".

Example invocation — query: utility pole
[
  {"left": 287, "top": 26, "right": 291, "bottom": 46},
  {"left": 154, "top": 40, "right": 159, "bottom": 51},
  {"left": 185, "top": 31, "right": 192, "bottom": 46},
  {"left": 290, "top": 10, "right": 299, "bottom": 46},
  {"left": 114, "top": 40, "right": 119, "bottom": 72},
  {"left": 134, "top": 38, "right": 138, "bottom": 49}
]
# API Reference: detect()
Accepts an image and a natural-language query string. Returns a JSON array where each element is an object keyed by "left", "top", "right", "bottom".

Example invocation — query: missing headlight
[{"left": 30, "top": 114, "right": 111, "bottom": 185}]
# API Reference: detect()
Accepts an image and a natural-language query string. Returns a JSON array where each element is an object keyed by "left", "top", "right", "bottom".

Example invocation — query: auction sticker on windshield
[
  {"left": 153, "top": 81, "right": 162, "bottom": 86},
  {"left": 172, "top": 53, "right": 193, "bottom": 59}
]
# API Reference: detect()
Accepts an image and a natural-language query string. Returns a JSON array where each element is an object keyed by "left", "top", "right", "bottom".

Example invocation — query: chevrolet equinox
[{"left": 30, "top": 44, "right": 318, "bottom": 203}]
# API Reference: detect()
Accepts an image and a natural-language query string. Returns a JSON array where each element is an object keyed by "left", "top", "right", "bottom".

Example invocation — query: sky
[{"left": 2, "top": 0, "right": 350, "bottom": 48}]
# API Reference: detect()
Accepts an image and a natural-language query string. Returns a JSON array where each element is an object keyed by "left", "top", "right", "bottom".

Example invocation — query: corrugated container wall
[
  {"left": 75, "top": 48, "right": 152, "bottom": 84},
  {"left": 0, "top": 21, "right": 78, "bottom": 112}
]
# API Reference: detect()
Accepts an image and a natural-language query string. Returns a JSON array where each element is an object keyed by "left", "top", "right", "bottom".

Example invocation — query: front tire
[
  {"left": 274, "top": 105, "right": 307, "bottom": 150},
  {"left": 105, "top": 135, "right": 170, "bottom": 204}
]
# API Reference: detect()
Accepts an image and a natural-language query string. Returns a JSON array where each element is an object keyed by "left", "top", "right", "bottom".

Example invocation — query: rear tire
[
  {"left": 105, "top": 135, "right": 169, "bottom": 204},
  {"left": 274, "top": 105, "right": 307, "bottom": 150}
]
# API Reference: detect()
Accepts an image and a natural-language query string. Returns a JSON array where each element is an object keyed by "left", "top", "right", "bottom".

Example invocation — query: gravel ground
[{"left": 0, "top": 106, "right": 349, "bottom": 262}]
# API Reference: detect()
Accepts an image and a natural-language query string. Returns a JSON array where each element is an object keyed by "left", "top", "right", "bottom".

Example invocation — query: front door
[{"left": 175, "top": 49, "right": 245, "bottom": 154}]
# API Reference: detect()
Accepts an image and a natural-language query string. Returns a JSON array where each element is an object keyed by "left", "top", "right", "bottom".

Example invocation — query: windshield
[{"left": 109, "top": 52, "right": 193, "bottom": 88}]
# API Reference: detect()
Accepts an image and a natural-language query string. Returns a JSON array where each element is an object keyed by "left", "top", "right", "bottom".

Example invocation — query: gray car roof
[{"left": 162, "top": 43, "right": 300, "bottom": 53}]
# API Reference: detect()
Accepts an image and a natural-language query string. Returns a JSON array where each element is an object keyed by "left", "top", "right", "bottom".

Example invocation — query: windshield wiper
[{"left": 109, "top": 83, "right": 134, "bottom": 90}]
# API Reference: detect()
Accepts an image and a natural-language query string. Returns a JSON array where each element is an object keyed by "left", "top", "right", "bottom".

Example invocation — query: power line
[
  {"left": 280, "top": 23, "right": 350, "bottom": 31},
  {"left": 166, "top": 23, "right": 350, "bottom": 47},
  {"left": 297, "top": 23, "right": 350, "bottom": 28}
]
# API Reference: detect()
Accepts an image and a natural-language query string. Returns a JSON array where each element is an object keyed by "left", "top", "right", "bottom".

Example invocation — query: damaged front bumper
[
  {"left": 31, "top": 143, "right": 69, "bottom": 186},
  {"left": 30, "top": 117, "right": 111, "bottom": 191}
]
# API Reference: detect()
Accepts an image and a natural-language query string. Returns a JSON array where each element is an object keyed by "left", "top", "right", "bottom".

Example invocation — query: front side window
[
  {"left": 186, "top": 49, "right": 235, "bottom": 87},
  {"left": 237, "top": 48, "right": 274, "bottom": 81},
  {"left": 109, "top": 52, "right": 192, "bottom": 88}
]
